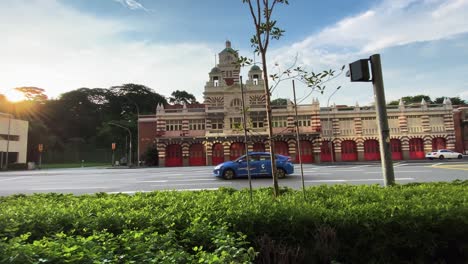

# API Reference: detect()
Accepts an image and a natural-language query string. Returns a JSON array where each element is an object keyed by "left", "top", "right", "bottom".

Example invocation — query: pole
[
  {"left": 136, "top": 106, "right": 140, "bottom": 167},
  {"left": 5, "top": 113, "right": 11, "bottom": 170},
  {"left": 370, "top": 54, "right": 395, "bottom": 186},
  {"left": 39, "top": 152, "right": 42, "bottom": 169},
  {"left": 109, "top": 122, "right": 133, "bottom": 167},
  {"left": 123, "top": 97, "right": 140, "bottom": 167},
  {"left": 129, "top": 129, "right": 133, "bottom": 167},
  {"left": 326, "top": 87, "right": 340, "bottom": 163},
  {"left": 240, "top": 76, "right": 253, "bottom": 202},
  {"left": 292, "top": 80, "right": 306, "bottom": 199},
  {"left": 112, "top": 149, "right": 115, "bottom": 167}
]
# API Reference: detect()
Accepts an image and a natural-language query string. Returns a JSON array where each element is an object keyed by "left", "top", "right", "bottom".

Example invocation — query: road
[{"left": 0, "top": 161, "right": 467, "bottom": 196}]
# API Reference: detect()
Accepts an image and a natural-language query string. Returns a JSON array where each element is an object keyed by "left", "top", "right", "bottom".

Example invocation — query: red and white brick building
[{"left": 138, "top": 41, "right": 463, "bottom": 166}]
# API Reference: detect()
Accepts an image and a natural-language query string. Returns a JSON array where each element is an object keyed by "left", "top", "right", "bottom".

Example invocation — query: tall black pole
[{"left": 370, "top": 54, "right": 395, "bottom": 186}]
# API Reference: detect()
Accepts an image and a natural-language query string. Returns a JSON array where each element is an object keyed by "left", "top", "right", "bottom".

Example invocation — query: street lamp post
[
  {"left": 123, "top": 98, "right": 140, "bottom": 167},
  {"left": 109, "top": 122, "right": 132, "bottom": 167},
  {"left": 326, "top": 86, "right": 341, "bottom": 162}
]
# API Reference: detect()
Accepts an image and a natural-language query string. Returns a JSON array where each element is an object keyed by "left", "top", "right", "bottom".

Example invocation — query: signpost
[
  {"left": 349, "top": 54, "right": 395, "bottom": 186},
  {"left": 38, "top": 144, "right": 43, "bottom": 169},
  {"left": 112, "top": 142, "right": 116, "bottom": 166}
]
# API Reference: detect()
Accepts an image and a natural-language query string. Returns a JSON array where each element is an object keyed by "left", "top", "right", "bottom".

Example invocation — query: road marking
[
  {"left": 350, "top": 165, "right": 371, "bottom": 169},
  {"left": 305, "top": 179, "right": 347, "bottom": 183},
  {"left": 0, "top": 177, "right": 30, "bottom": 182},
  {"left": 305, "top": 177, "right": 414, "bottom": 183},
  {"left": 365, "top": 171, "right": 425, "bottom": 174},
  {"left": 332, "top": 169, "right": 363, "bottom": 172},
  {"left": 394, "top": 163, "right": 407, "bottom": 167},
  {"left": 107, "top": 190, "right": 152, "bottom": 194},
  {"left": 142, "top": 179, "right": 215, "bottom": 183},
  {"left": 29, "top": 187, "right": 108, "bottom": 190},
  {"left": 431, "top": 163, "right": 443, "bottom": 167},
  {"left": 151, "top": 182, "right": 231, "bottom": 187},
  {"left": 430, "top": 164, "right": 468, "bottom": 171}
]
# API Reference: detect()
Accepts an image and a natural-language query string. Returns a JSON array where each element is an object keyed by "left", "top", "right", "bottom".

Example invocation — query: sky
[{"left": 1, "top": 0, "right": 468, "bottom": 106}]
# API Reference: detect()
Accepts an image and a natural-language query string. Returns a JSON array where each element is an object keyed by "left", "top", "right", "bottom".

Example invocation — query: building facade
[
  {"left": 0, "top": 113, "right": 29, "bottom": 168},
  {"left": 138, "top": 41, "right": 460, "bottom": 166}
]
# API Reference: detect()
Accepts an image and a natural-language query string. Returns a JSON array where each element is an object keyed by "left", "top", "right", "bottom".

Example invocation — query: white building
[{"left": 0, "top": 113, "right": 28, "bottom": 167}]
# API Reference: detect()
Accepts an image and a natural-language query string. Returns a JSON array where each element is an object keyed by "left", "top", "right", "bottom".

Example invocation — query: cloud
[
  {"left": 0, "top": 0, "right": 214, "bottom": 101},
  {"left": 113, "top": 0, "right": 148, "bottom": 11},
  {"left": 268, "top": 0, "right": 468, "bottom": 105}
]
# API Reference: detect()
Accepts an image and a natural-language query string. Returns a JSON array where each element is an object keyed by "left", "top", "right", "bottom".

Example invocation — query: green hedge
[{"left": 0, "top": 181, "right": 466, "bottom": 263}]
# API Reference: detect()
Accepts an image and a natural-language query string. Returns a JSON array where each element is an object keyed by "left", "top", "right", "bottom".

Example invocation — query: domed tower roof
[
  {"left": 249, "top": 64, "right": 261, "bottom": 72},
  {"left": 210, "top": 67, "right": 221, "bottom": 74}
]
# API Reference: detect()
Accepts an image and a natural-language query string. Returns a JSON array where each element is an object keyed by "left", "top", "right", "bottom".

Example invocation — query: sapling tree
[{"left": 240, "top": 0, "right": 344, "bottom": 197}]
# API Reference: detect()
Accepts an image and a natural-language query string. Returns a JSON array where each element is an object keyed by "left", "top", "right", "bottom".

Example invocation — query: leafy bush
[{"left": 0, "top": 181, "right": 466, "bottom": 263}]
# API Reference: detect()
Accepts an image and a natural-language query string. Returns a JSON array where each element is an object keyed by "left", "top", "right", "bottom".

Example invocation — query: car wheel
[
  {"left": 438, "top": 155, "right": 444, "bottom": 160},
  {"left": 458, "top": 155, "right": 463, "bottom": 159},
  {"left": 276, "top": 168, "right": 286, "bottom": 179},
  {"left": 223, "top": 169, "right": 235, "bottom": 180}
]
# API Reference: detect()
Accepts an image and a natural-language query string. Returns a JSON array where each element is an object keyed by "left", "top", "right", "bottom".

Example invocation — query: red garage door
[
  {"left": 189, "top": 143, "right": 205, "bottom": 166},
  {"left": 166, "top": 144, "right": 182, "bottom": 167},
  {"left": 230, "top": 142, "right": 245, "bottom": 160},
  {"left": 253, "top": 142, "right": 265, "bottom": 152},
  {"left": 212, "top": 143, "right": 224, "bottom": 165},
  {"left": 296, "top": 140, "right": 314, "bottom": 163},
  {"left": 275, "top": 141, "right": 289, "bottom": 156},
  {"left": 341, "top": 140, "right": 357, "bottom": 161},
  {"left": 409, "top": 138, "right": 424, "bottom": 159},
  {"left": 321, "top": 141, "right": 334, "bottom": 162},
  {"left": 364, "top": 140, "right": 380, "bottom": 161},
  {"left": 391, "top": 139, "right": 402, "bottom": 160},
  {"left": 432, "top": 137, "right": 446, "bottom": 151}
]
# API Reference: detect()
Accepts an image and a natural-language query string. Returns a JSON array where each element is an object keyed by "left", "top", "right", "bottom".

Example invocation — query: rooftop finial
[{"left": 225, "top": 40, "right": 231, "bottom": 48}]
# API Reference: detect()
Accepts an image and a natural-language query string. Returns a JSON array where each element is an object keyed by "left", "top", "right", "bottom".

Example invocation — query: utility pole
[
  {"left": 370, "top": 54, "right": 395, "bottom": 186},
  {"left": 292, "top": 80, "right": 306, "bottom": 199},
  {"left": 349, "top": 54, "right": 395, "bottom": 186},
  {"left": 240, "top": 76, "right": 253, "bottom": 202}
]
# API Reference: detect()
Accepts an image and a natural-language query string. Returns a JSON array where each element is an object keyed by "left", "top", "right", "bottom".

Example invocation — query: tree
[
  {"left": 14, "top": 87, "right": 48, "bottom": 102},
  {"left": 169, "top": 90, "right": 198, "bottom": 105},
  {"left": 240, "top": 0, "right": 343, "bottom": 197},
  {"left": 388, "top": 95, "right": 432, "bottom": 105},
  {"left": 434, "top": 96, "right": 466, "bottom": 105},
  {"left": 271, "top": 98, "right": 288, "bottom": 106}
]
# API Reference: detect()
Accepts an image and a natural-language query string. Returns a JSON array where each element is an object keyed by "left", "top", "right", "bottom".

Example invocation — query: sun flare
[{"left": 3, "top": 89, "right": 25, "bottom": 102}]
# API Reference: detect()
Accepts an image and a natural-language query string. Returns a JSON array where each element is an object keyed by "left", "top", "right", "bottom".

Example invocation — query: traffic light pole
[{"left": 370, "top": 54, "right": 395, "bottom": 186}]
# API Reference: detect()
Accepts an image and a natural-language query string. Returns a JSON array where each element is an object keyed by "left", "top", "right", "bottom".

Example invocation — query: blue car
[{"left": 213, "top": 152, "right": 294, "bottom": 179}]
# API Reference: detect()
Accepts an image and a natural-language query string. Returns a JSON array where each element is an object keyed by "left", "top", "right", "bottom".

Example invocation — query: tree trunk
[{"left": 260, "top": 51, "right": 279, "bottom": 197}]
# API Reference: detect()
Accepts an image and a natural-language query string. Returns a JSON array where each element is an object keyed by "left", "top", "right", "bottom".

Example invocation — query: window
[
  {"left": 407, "top": 115, "right": 422, "bottom": 127},
  {"left": 231, "top": 98, "right": 241, "bottom": 107},
  {"left": 0, "top": 134, "right": 20, "bottom": 141},
  {"left": 211, "top": 119, "right": 224, "bottom": 130},
  {"left": 253, "top": 74, "right": 259, "bottom": 85},
  {"left": 297, "top": 115, "right": 311, "bottom": 127},
  {"left": 189, "top": 119, "right": 205, "bottom": 130},
  {"left": 230, "top": 117, "right": 242, "bottom": 129},
  {"left": 251, "top": 116, "right": 264, "bottom": 128},
  {"left": 272, "top": 116, "right": 287, "bottom": 127},
  {"left": 213, "top": 76, "right": 219, "bottom": 87},
  {"left": 165, "top": 120, "right": 182, "bottom": 131}
]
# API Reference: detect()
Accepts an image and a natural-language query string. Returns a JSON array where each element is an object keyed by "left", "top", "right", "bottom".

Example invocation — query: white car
[{"left": 425, "top": 149, "right": 463, "bottom": 160}]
